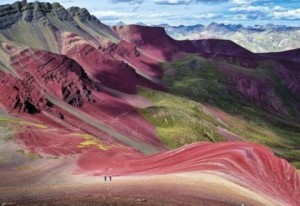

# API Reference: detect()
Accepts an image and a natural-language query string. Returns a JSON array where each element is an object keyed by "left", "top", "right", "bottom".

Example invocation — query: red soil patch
[
  {"left": 16, "top": 129, "right": 84, "bottom": 156},
  {"left": 63, "top": 32, "right": 165, "bottom": 92},
  {"left": 84, "top": 91, "right": 165, "bottom": 150},
  {"left": 112, "top": 25, "right": 182, "bottom": 61}
]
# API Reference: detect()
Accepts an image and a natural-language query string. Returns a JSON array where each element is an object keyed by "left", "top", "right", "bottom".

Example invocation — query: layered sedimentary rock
[{"left": 0, "top": 46, "right": 94, "bottom": 111}]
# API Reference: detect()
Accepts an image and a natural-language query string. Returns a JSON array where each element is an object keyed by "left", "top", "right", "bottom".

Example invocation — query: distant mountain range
[
  {"left": 158, "top": 22, "right": 300, "bottom": 53},
  {"left": 113, "top": 22, "right": 300, "bottom": 53}
]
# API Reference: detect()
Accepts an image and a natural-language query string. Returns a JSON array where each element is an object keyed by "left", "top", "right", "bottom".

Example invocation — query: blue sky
[{"left": 3, "top": 0, "right": 300, "bottom": 26}]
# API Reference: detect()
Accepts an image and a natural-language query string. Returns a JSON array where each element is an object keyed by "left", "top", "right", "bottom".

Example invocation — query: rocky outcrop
[
  {"left": 0, "top": 47, "right": 95, "bottom": 116},
  {"left": 0, "top": 0, "right": 26, "bottom": 29},
  {"left": 0, "top": 1, "right": 75, "bottom": 29},
  {"left": 67, "top": 7, "right": 100, "bottom": 24},
  {"left": 0, "top": 0, "right": 118, "bottom": 54}
]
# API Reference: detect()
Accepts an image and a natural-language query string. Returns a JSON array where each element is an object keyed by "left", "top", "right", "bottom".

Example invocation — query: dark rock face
[
  {"left": 0, "top": 0, "right": 100, "bottom": 30},
  {"left": 67, "top": 7, "right": 100, "bottom": 24},
  {"left": 0, "top": 1, "right": 53, "bottom": 29},
  {"left": 0, "top": 1, "right": 26, "bottom": 29}
]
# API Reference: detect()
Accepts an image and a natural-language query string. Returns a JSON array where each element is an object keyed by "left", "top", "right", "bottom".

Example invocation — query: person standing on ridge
[
  {"left": 104, "top": 176, "right": 107, "bottom": 181},
  {"left": 109, "top": 176, "right": 112, "bottom": 181}
]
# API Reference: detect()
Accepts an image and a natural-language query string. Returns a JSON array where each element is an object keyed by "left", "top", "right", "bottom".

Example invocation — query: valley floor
[{"left": 0, "top": 172, "right": 282, "bottom": 206}]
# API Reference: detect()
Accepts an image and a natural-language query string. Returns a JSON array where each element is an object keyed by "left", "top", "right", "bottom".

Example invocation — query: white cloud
[
  {"left": 272, "top": 8, "right": 300, "bottom": 19},
  {"left": 230, "top": 5, "right": 270, "bottom": 12},
  {"left": 91, "top": 9, "right": 222, "bottom": 24},
  {"left": 148, "top": 13, "right": 174, "bottom": 18},
  {"left": 229, "top": 4, "right": 300, "bottom": 20},
  {"left": 111, "top": 0, "right": 144, "bottom": 4},
  {"left": 230, "top": 5, "right": 284, "bottom": 13},
  {"left": 153, "top": 0, "right": 192, "bottom": 5},
  {"left": 91, "top": 10, "right": 135, "bottom": 20},
  {"left": 91, "top": 10, "right": 173, "bottom": 20},
  {"left": 273, "top": 6, "right": 285, "bottom": 11},
  {"left": 192, "top": 13, "right": 222, "bottom": 19},
  {"left": 232, "top": 0, "right": 256, "bottom": 5},
  {"left": 233, "top": 14, "right": 249, "bottom": 20},
  {"left": 153, "top": 0, "right": 226, "bottom": 5}
]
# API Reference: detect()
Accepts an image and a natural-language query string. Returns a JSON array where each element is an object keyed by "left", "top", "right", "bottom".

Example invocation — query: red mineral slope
[
  {"left": 101, "top": 40, "right": 165, "bottom": 84},
  {"left": 1, "top": 47, "right": 93, "bottom": 110},
  {"left": 112, "top": 25, "right": 255, "bottom": 60},
  {"left": 16, "top": 129, "right": 85, "bottom": 156},
  {"left": 77, "top": 142, "right": 300, "bottom": 206},
  {"left": 62, "top": 32, "right": 164, "bottom": 92},
  {"left": 0, "top": 42, "right": 166, "bottom": 154},
  {"left": 112, "top": 25, "right": 182, "bottom": 61}
]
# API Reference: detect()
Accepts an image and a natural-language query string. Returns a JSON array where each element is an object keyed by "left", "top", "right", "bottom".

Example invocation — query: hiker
[
  {"left": 109, "top": 176, "right": 112, "bottom": 181},
  {"left": 104, "top": 176, "right": 107, "bottom": 181}
]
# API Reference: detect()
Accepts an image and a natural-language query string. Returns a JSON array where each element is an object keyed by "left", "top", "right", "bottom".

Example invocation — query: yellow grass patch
[
  {"left": 18, "top": 165, "right": 30, "bottom": 171},
  {"left": 73, "top": 133, "right": 111, "bottom": 151},
  {"left": 0, "top": 117, "right": 48, "bottom": 129}
]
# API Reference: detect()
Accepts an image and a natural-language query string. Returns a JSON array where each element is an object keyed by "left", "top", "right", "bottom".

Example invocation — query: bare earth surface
[{"left": 0, "top": 173, "right": 282, "bottom": 206}]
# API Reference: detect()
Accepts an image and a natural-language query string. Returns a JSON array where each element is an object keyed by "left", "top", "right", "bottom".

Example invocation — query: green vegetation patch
[
  {"left": 140, "top": 88, "right": 224, "bottom": 149},
  {"left": 153, "top": 55, "right": 300, "bottom": 168},
  {"left": 162, "top": 55, "right": 236, "bottom": 111}
]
